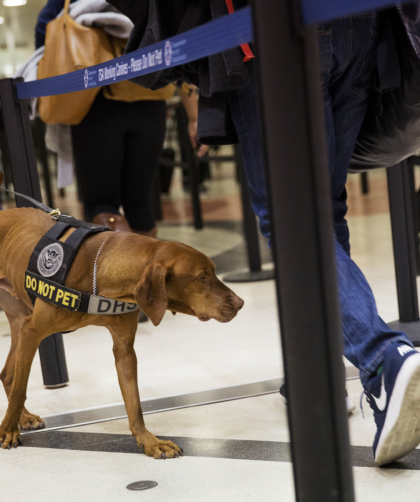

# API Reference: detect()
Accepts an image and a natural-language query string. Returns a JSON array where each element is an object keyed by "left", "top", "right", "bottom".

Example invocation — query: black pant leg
[
  {"left": 121, "top": 100, "right": 167, "bottom": 231},
  {"left": 71, "top": 93, "right": 126, "bottom": 221}
]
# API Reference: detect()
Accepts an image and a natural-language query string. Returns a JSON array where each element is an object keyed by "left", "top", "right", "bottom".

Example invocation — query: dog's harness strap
[
  {"left": 45, "top": 221, "right": 70, "bottom": 240},
  {"left": 25, "top": 271, "right": 139, "bottom": 315},
  {"left": 64, "top": 226, "right": 93, "bottom": 250}
]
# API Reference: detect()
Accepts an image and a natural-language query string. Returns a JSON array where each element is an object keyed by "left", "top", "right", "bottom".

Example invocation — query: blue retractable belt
[
  {"left": 16, "top": 1, "right": 404, "bottom": 101},
  {"left": 17, "top": 7, "right": 253, "bottom": 100}
]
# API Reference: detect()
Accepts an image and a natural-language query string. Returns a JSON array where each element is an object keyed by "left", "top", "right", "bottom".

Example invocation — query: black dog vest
[{"left": 24, "top": 217, "right": 139, "bottom": 315}]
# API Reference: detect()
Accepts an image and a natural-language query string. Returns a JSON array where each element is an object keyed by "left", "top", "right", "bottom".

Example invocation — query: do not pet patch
[{"left": 25, "top": 271, "right": 81, "bottom": 311}]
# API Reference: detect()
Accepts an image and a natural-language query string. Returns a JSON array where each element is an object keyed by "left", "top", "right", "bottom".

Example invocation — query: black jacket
[
  {"left": 106, "top": 0, "right": 251, "bottom": 144},
  {"left": 105, "top": 1, "right": 420, "bottom": 145}
]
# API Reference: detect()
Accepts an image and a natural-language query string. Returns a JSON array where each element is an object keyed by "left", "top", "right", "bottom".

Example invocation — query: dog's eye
[{"left": 197, "top": 275, "right": 207, "bottom": 281}]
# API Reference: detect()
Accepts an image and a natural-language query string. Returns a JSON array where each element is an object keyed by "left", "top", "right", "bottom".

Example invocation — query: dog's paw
[
  {"left": 19, "top": 410, "right": 45, "bottom": 430},
  {"left": 0, "top": 426, "right": 21, "bottom": 449},
  {"left": 137, "top": 432, "right": 183, "bottom": 459}
]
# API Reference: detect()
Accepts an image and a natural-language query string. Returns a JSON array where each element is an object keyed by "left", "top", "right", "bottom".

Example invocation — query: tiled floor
[{"left": 1, "top": 166, "right": 419, "bottom": 500}]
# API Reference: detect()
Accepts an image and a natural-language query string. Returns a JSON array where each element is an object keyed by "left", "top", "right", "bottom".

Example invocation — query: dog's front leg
[
  {"left": 109, "top": 316, "right": 182, "bottom": 459},
  {"left": 0, "top": 290, "right": 45, "bottom": 431},
  {"left": 0, "top": 316, "right": 44, "bottom": 449}
]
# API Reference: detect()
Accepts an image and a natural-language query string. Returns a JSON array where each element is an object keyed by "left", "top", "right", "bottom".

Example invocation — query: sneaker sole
[
  {"left": 346, "top": 396, "right": 356, "bottom": 414},
  {"left": 375, "top": 353, "right": 420, "bottom": 466}
]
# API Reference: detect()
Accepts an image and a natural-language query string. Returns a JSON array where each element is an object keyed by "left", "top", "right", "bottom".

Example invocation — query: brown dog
[{"left": 0, "top": 207, "right": 244, "bottom": 457}]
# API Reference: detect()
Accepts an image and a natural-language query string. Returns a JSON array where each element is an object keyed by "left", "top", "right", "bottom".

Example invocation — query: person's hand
[{"left": 188, "top": 120, "right": 209, "bottom": 158}]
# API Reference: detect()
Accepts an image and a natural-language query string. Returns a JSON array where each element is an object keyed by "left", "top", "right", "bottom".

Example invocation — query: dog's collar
[{"left": 92, "top": 235, "right": 111, "bottom": 296}]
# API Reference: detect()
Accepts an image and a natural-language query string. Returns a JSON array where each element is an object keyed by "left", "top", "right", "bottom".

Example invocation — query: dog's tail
[{"left": 0, "top": 172, "right": 3, "bottom": 187}]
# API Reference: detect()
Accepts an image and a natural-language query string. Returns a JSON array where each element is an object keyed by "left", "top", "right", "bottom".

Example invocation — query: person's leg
[
  {"left": 229, "top": 11, "right": 420, "bottom": 463},
  {"left": 230, "top": 15, "right": 413, "bottom": 378},
  {"left": 71, "top": 93, "right": 125, "bottom": 222},
  {"left": 324, "top": 15, "right": 420, "bottom": 465},
  {"left": 335, "top": 241, "right": 411, "bottom": 384},
  {"left": 321, "top": 15, "right": 413, "bottom": 382},
  {"left": 325, "top": 16, "right": 377, "bottom": 255},
  {"left": 228, "top": 72, "right": 271, "bottom": 243},
  {"left": 120, "top": 100, "right": 167, "bottom": 235}
]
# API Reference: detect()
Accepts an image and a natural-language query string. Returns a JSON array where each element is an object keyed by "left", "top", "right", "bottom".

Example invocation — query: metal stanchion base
[
  {"left": 44, "top": 382, "right": 69, "bottom": 389},
  {"left": 127, "top": 481, "right": 158, "bottom": 491},
  {"left": 388, "top": 319, "right": 420, "bottom": 347},
  {"left": 223, "top": 269, "right": 274, "bottom": 283}
]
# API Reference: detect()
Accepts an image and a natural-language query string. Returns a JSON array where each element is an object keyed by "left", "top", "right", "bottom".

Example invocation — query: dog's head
[{"left": 134, "top": 242, "right": 244, "bottom": 326}]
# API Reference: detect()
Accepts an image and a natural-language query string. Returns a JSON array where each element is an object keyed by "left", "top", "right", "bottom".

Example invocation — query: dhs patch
[{"left": 37, "top": 243, "right": 64, "bottom": 278}]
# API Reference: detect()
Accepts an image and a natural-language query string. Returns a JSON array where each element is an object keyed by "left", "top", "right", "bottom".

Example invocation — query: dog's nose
[{"left": 233, "top": 296, "right": 244, "bottom": 310}]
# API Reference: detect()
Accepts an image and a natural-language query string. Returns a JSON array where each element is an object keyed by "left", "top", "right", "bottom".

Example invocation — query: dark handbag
[{"left": 350, "top": 4, "right": 420, "bottom": 172}]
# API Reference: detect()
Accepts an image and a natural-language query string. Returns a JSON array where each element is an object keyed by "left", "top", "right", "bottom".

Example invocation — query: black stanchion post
[
  {"left": 175, "top": 104, "right": 203, "bottom": 230},
  {"left": 224, "top": 145, "right": 274, "bottom": 282},
  {"left": 251, "top": 1, "right": 355, "bottom": 501},
  {"left": 360, "top": 172, "right": 369, "bottom": 195},
  {"left": 187, "top": 153, "right": 204, "bottom": 230},
  {"left": 387, "top": 161, "right": 420, "bottom": 345},
  {"left": 32, "top": 118, "right": 54, "bottom": 209},
  {"left": 407, "top": 157, "right": 420, "bottom": 276},
  {"left": 0, "top": 77, "right": 69, "bottom": 388}
]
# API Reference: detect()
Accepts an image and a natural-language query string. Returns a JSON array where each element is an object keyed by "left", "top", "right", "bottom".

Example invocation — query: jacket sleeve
[{"left": 35, "top": 0, "right": 77, "bottom": 49}]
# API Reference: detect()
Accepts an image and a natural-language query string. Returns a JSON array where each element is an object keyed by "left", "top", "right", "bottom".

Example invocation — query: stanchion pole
[
  {"left": 0, "top": 77, "right": 69, "bottom": 388},
  {"left": 175, "top": 104, "right": 203, "bottom": 230},
  {"left": 360, "top": 172, "right": 369, "bottom": 194},
  {"left": 187, "top": 153, "right": 204, "bottom": 230},
  {"left": 408, "top": 158, "right": 420, "bottom": 276},
  {"left": 32, "top": 118, "right": 54, "bottom": 209},
  {"left": 251, "top": 1, "right": 354, "bottom": 501},
  {"left": 387, "top": 161, "right": 420, "bottom": 345}
]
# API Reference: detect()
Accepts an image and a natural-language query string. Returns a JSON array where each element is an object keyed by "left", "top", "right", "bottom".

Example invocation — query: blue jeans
[{"left": 229, "top": 13, "right": 413, "bottom": 386}]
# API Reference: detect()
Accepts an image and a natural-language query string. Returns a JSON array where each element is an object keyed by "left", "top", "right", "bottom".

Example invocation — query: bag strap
[
  {"left": 63, "top": 0, "right": 71, "bottom": 25},
  {"left": 225, "top": 0, "right": 255, "bottom": 62}
]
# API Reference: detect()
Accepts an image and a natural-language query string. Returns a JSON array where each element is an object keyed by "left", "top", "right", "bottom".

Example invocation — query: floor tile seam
[
  {"left": 21, "top": 380, "right": 285, "bottom": 435},
  {"left": 21, "top": 369, "right": 359, "bottom": 435},
  {"left": 40, "top": 378, "right": 285, "bottom": 419},
  {"left": 36, "top": 367, "right": 357, "bottom": 422},
  {"left": 21, "top": 391, "right": 282, "bottom": 436},
  {"left": 17, "top": 431, "right": 420, "bottom": 470}
]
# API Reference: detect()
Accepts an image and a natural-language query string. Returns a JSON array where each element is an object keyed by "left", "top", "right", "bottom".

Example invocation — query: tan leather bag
[{"left": 38, "top": 0, "right": 114, "bottom": 125}]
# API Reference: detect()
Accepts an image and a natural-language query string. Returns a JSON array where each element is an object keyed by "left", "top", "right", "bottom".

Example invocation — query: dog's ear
[{"left": 134, "top": 261, "right": 168, "bottom": 326}]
